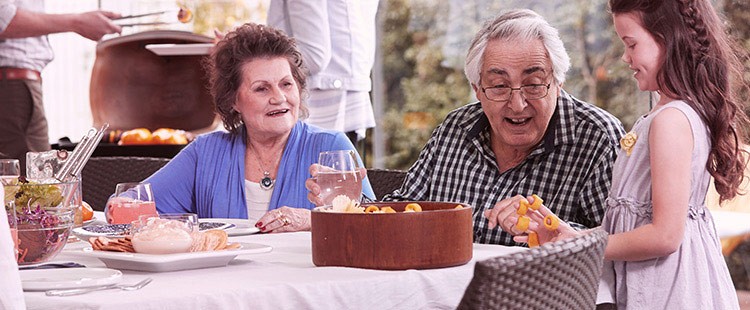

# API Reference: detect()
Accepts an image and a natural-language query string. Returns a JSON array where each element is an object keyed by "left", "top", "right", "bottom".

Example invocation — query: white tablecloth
[{"left": 24, "top": 230, "right": 524, "bottom": 310}]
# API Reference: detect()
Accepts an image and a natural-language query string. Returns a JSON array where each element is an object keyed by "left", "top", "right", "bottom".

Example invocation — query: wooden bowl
[{"left": 311, "top": 201, "right": 473, "bottom": 270}]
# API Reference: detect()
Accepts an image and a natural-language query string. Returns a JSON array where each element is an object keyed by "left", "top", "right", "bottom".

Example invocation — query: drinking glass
[
  {"left": 105, "top": 182, "right": 158, "bottom": 224},
  {"left": 317, "top": 150, "right": 363, "bottom": 206},
  {"left": 25, "top": 151, "right": 85, "bottom": 229},
  {"left": 0, "top": 159, "right": 20, "bottom": 185}
]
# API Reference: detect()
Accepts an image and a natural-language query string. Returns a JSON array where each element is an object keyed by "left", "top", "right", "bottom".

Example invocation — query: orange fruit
[
  {"left": 151, "top": 128, "right": 188, "bottom": 145},
  {"left": 168, "top": 131, "right": 188, "bottom": 144},
  {"left": 118, "top": 128, "right": 152, "bottom": 145},
  {"left": 81, "top": 201, "right": 94, "bottom": 221},
  {"left": 150, "top": 128, "right": 173, "bottom": 144}
]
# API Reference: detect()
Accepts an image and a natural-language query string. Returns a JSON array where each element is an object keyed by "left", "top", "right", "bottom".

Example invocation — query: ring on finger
[
  {"left": 276, "top": 209, "right": 283, "bottom": 218},
  {"left": 280, "top": 216, "right": 291, "bottom": 226}
]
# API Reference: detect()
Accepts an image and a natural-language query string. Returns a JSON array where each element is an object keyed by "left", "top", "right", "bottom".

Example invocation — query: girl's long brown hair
[{"left": 610, "top": 0, "right": 750, "bottom": 202}]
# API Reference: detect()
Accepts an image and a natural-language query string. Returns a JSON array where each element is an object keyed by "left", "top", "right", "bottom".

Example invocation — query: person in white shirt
[
  {"left": 267, "top": 0, "right": 379, "bottom": 144},
  {"left": 0, "top": 0, "right": 121, "bottom": 173}
]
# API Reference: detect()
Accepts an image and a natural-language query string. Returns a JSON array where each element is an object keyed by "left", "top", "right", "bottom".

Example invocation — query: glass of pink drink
[
  {"left": 317, "top": 150, "right": 363, "bottom": 206},
  {"left": 105, "top": 182, "right": 158, "bottom": 224}
]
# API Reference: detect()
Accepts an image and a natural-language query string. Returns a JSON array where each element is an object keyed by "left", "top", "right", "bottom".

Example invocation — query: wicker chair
[
  {"left": 81, "top": 156, "right": 170, "bottom": 211},
  {"left": 457, "top": 229, "right": 609, "bottom": 310},
  {"left": 366, "top": 168, "right": 407, "bottom": 200}
]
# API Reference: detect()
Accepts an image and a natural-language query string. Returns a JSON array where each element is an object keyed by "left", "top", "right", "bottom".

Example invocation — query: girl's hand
[{"left": 255, "top": 206, "right": 311, "bottom": 233}]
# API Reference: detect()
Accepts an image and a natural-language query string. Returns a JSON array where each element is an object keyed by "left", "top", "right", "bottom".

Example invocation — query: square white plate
[
  {"left": 144, "top": 43, "right": 213, "bottom": 56},
  {"left": 20, "top": 268, "right": 122, "bottom": 291},
  {"left": 71, "top": 242, "right": 272, "bottom": 272}
]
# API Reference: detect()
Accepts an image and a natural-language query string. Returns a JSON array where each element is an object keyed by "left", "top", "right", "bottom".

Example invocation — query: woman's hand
[
  {"left": 255, "top": 206, "right": 310, "bottom": 233},
  {"left": 305, "top": 164, "right": 368, "bottom": 206},
  {"left": 305, "top": 164, "right": 324, "bottom": 206}
]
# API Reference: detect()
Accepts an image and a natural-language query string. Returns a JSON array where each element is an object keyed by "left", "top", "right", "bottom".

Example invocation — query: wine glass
[
  {"left": 0, "top": 159, "right": 20, "bottom": 185},
  {"left": 317, "top": 150, "right": 363, "bottom": 206},
  {"left": 105, "top": 182, "right": 158, "bottom": 224}
]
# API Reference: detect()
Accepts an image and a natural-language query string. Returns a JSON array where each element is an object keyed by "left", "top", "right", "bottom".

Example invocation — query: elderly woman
[{"left": 143, "top": 23, "right": 373, "bottom": 232}]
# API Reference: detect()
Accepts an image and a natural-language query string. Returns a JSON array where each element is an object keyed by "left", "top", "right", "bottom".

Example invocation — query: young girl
[{"left": 500, "top": 0, "right": 749, "bottom": 308}]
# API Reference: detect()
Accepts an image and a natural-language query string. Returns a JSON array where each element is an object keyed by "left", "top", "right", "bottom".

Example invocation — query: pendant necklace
[{"left": 251, "top": 145, "right": 276, "bottom": 190}]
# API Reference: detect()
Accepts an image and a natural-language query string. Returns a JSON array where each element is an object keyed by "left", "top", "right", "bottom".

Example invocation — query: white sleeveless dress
[{"left": 600, "top": 101, "right": 739, "bottom": 309}]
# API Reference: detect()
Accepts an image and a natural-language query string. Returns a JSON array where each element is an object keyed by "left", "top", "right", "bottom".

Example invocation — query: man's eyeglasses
[{"left": 480, "top": 83, "right": 551, "bottom": 102}]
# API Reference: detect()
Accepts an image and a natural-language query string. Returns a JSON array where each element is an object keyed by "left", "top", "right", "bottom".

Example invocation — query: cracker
[
  {"left": 204, "top": 230, "right": 228, "bottom": 251},
  {"left": 189, "top": 232, "right": 208, "bottom": 252},
  {"left": 224, "top": 242, "right": 241, "bottom": 250}
]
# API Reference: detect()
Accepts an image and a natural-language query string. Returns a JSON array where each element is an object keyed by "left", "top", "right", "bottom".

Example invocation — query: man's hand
[
  {"left": 72, "top": 11, "right": 122, "bottom": 41},
  {"left": 483, "top": 195, "right": 528, "bottom": 235}
]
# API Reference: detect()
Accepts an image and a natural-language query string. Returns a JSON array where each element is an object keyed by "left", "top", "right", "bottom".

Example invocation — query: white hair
[{"left": 464, "top": 9, "right": 571, "bottom": 87}]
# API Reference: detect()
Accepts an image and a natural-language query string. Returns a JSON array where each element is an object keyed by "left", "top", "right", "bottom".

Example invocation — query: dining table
[{"left": 22, "top": 218, "right": 526, "bottom": 310}]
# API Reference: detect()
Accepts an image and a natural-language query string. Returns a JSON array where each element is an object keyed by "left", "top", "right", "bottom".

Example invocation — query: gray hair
[{"left": 464, "top": 9, "right": 571, "bottom": 87}]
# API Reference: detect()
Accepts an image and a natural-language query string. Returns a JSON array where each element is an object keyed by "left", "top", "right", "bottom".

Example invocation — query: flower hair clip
[{"left": 620, "top": 131, "right": 638, "bottom": 156}]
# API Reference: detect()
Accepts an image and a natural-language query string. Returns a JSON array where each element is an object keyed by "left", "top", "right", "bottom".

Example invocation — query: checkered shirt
[{"left": 384, "top": 90, "right": 625, "bottom": 245}]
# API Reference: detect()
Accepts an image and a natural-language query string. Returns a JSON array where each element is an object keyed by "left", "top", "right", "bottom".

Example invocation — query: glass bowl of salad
[{"left": 4, "top": 178, "right": 80, "bottom": 265}]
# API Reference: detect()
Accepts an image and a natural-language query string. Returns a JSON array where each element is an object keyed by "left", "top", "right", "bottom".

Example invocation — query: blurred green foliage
[{"left": 378, "top": 0, "right": 750, "bottom": 170}]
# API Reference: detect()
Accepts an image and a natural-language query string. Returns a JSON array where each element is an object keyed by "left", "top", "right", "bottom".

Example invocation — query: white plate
[
  {"left": 72, "top": 224, "right": 130, "bottom": 240},
  {"left": 71, "top": 242, "right": 272, "bottom": 272},
  {"left": 200, "top": 218, "right": 261, "bottom": 236},
  {"left": 20, "top": 268, "right": 122, "bottom": 291},
  {"left": 72, "top": 220, "right": 258, "bottom": 240},
  {"left": 145, "top": 43, "right": 213, "bottom": 56}
]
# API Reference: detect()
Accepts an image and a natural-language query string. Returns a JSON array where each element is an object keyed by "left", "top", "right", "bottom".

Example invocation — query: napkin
[{"left": 1, "top": 187, "right": 27, "bottom": 310}]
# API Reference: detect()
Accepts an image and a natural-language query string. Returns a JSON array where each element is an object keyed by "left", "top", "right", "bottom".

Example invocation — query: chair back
[
  {"left": 366, "top": 168, "right": 407, "bottom": 200},
  {"left": 457, "top": 229, "right": 609, "bottom": 310},
  {"left": 81, "top": 156, "right": 170, "bottom": 211}
]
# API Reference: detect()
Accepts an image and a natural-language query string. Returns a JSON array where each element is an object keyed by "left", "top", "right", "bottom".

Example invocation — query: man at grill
[
  {"left": 0, "top": 0, "right": 121, "bottom": 172},
  {"left": 308, "top": 9, "right": 625, "bottom": 246}
]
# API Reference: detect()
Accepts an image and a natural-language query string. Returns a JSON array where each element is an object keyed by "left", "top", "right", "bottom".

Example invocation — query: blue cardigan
[{"left": 146, "top": 122, "right": 374, "bottom": 219}]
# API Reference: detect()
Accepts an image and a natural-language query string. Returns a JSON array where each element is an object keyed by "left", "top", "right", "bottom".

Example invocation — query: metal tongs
[
  {"left": 113, "top": 10, "right": 172, "bottom": 27},
  {"left": 54, "top": 124, "right": 109, "bottom": 183}
]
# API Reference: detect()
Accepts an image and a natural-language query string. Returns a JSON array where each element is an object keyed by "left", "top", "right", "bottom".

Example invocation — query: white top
[
  {"left": 244, "top": 180, "right": 272, "bottom": 223},
  {"left": 0, "top": 186, "right": 27, "bottom": 310}
]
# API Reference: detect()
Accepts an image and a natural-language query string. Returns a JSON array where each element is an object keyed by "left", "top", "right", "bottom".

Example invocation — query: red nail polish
[
  {"left": 256, "top": 222, "right": 263, "bottom": 227},
  {"left": 259, "top": 226, "right": 266, "bottom": 231}
]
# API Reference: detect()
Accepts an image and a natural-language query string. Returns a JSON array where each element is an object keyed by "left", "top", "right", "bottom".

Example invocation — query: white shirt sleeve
[{"left": 277, "top": 0, "right": 332, "bottom": 75}]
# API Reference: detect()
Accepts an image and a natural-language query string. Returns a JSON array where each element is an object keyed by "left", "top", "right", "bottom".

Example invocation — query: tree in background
[
  {"left": 378, "top": 0, "right": 748, "bottom": 170},
  {"left": 380, "top": 0, "right": 472, "bottom": 169}
]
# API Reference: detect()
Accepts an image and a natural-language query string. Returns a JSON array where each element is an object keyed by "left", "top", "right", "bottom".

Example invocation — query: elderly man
[{"left": 309, "top": 9, "right": 624, "bottom": 246}]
